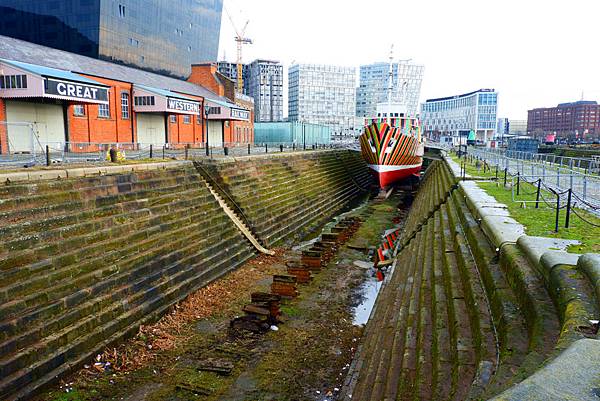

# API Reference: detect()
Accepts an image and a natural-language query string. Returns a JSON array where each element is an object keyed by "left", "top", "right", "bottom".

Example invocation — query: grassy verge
[{"left": 448, "top": 151, "right": 600, "bottom": 253}]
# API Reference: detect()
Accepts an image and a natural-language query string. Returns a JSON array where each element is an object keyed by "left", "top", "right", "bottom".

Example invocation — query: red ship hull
[{"left": 368, "top": 164, "right": 422, "bottom": 188}]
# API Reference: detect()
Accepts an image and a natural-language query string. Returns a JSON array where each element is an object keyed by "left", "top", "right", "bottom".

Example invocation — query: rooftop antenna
[{"left": 387, "top": 44, "right": 394, "bottom": 125}]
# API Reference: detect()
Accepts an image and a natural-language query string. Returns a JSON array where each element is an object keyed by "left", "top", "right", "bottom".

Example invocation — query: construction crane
[{"left": 225, "top": 7, "right": 252, "bottom": 93}]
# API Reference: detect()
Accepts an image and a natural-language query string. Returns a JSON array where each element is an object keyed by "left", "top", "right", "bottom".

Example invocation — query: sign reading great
[
  {"left": 44, "top": 78, "right": 109, "bottom": 103},
  {"left": 167, "top": 97, "right": 200, "bottom": 115}
]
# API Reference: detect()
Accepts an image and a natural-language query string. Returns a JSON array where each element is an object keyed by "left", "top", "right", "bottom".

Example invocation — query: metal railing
[
  {"left": 467, "top": 147, "right": 600, "bottom": 209},
  {"left": 0, "top": 139, "right": 346, "bottom": 168}
]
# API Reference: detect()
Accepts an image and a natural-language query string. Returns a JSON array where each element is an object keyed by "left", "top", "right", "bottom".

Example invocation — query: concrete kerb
[
  {"left": 490, "top": 338, "right": 600, "bottom": 401},
  {"left": 0, "top": 160, "right": 193, "bottom": 183},
  {"left": 578, "top": 254, "right": 600, "bottom": 304},
  {"left": 443, "top": 154, "right": 470, "bottom": 178}
]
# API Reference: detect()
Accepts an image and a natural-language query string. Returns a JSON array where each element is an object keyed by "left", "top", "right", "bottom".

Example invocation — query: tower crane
[{"left": 225, "top": 7, "right": 252, "bottom": 93}]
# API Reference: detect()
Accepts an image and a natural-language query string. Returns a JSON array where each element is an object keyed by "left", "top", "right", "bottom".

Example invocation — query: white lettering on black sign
[
  {"left": 44, "top": 78, "right": 108, "bottom": 102},
  {"left": 167, "top": 97, "right": 200, "bottom": 114},
  {"left": 231, "top": 108, "right": 250, "bottom": 120}
]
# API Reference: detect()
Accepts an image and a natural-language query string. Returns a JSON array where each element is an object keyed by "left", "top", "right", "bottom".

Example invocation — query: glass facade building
[
  {"left": 218, "top": 59, "right": 284, "bottom": 123},
  {"left": 420, "top": 89, "right": 498, "bottom": 143},
  {"left": 356, "top": 61, "right": 424, "bottom": 118},
  {"left": 0, "top": 0, "right": 223, "bottom": 78},
  {"left": 288, "top": 64, "right": 356, "bottom": 139}
]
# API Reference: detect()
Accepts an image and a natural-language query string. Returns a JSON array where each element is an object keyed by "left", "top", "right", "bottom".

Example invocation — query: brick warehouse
[
  {"left": 527, "top": 100, "right": 600, "bottom": 139},
  {"left": 0, "top": 36, "right": 253, "bottom": 154}
]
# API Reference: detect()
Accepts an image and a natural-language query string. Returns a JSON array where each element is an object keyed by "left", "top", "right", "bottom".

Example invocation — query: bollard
[
  {"left": 150, "top": 144, "right": 153, "bottom": 159},
  {"left": 280, "top": 144, "right": 283, "bottom": 152},
  {"left": 554, "top": 192, "right": 560, "bottom": 233},
  {"left": 248, "top": 143, "right": 251, "bottom": 155},
  {"left": 535, "top": 179, "right": 541, "bottom": 209},
  {"left": 205, "top": 144, "right": 209, "bottom": 157},
  {"left": 293, "top": 143, "right": 296, "bottom": 151},
  {"left": 265, "top": 143, "right": 268, "bottom": 153},
  {"left": 185, "top": 144, "right": 189, "bottom": 160},
  {"left": 109, "top": 148, "right": 118, "bottom": 163},
  {"left": 565, "top": 188, "right": 572, "bottom": 228},
  {"left": 224, "top": 146, "right": 229, "bottom": 156},
  {"left": 46, "top": 145, "right": 51, "bottom": 166}
]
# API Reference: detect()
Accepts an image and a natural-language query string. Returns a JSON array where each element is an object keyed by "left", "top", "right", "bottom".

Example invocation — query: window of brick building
[
  {"left": 98, "top": 103, "right": 110, "bottom": 118},
  {"left": 73, "top": 104, "right": 85, "bottom": 116},
  {"left": 121, "top": 92, "right": 130, "bottom": 119}
]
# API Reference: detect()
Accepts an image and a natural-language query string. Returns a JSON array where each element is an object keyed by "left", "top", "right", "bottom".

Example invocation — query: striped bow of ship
[{"left": 359, "top": 121, "right": 423, "bottom": 188}]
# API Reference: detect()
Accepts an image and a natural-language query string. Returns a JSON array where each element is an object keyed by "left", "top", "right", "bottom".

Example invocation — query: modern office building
[
  {"left": 527, "top": 101, "right": 600, "bottom": 139},
  {"left": 0, "top": 0, "right": 223, "bottom": 78},
  {"left": 420, "top": 89, "right": 498, "bottom": 144},
  {"left": 356, "top": 61, "right": 424, "bottom": 117},
  {"left": 217, "top": 59, "right": 284, "bottom": 123},
  {"left": 288, "top": 64, "right": 356, "bottom": 139},
  {"left": 508, "top": 120, "right": 527, "bottom": 136}
]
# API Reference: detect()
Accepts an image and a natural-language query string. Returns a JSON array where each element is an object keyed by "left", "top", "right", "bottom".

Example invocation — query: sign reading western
[
  {"left": 44, "top": 78, "right": 109, "bottom": 103},
  {"left": 167, "top": 97, "right": 200, "bottom": 114},
  {"left": 231, "top": 108, "right": 250, "bottom": 120}
]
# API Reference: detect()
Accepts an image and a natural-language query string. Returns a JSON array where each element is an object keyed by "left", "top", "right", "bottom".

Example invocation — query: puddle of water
[{"left": 352, "top": 272, "right": 383, "bottom": 325}]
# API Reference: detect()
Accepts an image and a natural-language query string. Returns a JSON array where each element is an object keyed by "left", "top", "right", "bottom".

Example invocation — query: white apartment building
[
  {"left": 288, "top": 64, "right": 356, "bottom": 138},
  {"left": 356, "top": 61, "right": 424, "bottom": 118},
  {"left": 420, "top": 89, "right": 498, "bottom": 144}
]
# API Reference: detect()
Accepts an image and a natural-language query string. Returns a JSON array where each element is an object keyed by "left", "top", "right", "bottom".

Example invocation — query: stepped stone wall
[
  {"left": 345, "top": 158, "right": 600, "bottom": 400},
  {"left": 0, "top": 150, "right": 371, "bottom": 401}
]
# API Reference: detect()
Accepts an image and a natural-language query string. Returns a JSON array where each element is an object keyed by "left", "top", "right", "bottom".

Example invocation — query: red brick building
[
  {"left": 527, "top": 101, "right": 600, "bottom": 139},
  {"left": 188, "top": 63, "right": 255, "bottom": 145},
  {"left": 0, "top": 35, "right": 252, "bottom": 154}
]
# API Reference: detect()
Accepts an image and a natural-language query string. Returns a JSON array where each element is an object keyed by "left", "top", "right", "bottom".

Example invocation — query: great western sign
[
  {"left": 230, "top": 108, "right": 250, "bottom": 121},
  {"left": 44, "top": 78, "right": 109, "bottom": 103},
  {"left": 167, "top": 97, "right": 200, "bottom": 114}
]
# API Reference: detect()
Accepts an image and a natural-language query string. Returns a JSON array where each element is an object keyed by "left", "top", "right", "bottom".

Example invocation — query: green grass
[
  {"left": 450, "top": 152, "right": 600, "bottom": 253},
  {"left": 479, "top": 181, "right": 600, "bottom": 254}
]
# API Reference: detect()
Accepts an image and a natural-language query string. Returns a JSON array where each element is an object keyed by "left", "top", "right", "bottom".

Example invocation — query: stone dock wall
[{"left": 0, "top": 150, "right": 371, "bottom": 401}]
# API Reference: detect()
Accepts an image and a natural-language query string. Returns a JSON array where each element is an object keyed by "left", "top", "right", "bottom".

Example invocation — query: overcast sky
[{"left": 218, "top": 0, "right": 600, "bottom": 120}]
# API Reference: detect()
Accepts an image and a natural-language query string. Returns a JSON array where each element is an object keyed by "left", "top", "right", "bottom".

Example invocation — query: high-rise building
[
  {"left": 288, "top": 64, "right": 356, "bottom": 139},
  {"left": 0, "top": 0, "right": 223, "bottom": 78},
  {"left": 356, "top": 61, "right": 424, "bottom": 118},
  {"left": 217, "top": 59, "right": 284, "bottom": 122},
  {"left": 527, "top": 101, "right": 600, "bottom": 139},
  {"left": 246, "top": 60, "right": 284, "bottom": 122},
  {"left": 420, "top": 89, "right": 498, "bottom": 143}
]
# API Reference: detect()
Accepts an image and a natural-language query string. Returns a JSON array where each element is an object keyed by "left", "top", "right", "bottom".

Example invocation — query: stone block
[
  {"left": 480, "top": 215, "right": 525, "bottom": 248},
  {"left": 577, "top": 254, "right": 600, "bottom": 302},
  {"left": 491, "top": 338, "right": 600, "bottom": 401},
  {"left": 518, "top": 236, "right": 580, "bottom": 273},
  {"left": 1, "top": 172, "right": 29, "bottom": 183},
  {"left": 28, "top": 170, "right": 67, "bottom": 181}
]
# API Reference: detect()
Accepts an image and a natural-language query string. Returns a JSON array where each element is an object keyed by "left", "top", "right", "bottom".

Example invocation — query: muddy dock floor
[{"left": 38, "top": 193, "right": 409, "bottom": 401}]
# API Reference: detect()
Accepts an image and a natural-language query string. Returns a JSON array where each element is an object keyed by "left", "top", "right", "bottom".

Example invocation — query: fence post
[
  {"left": 504, "top": 168, "right": 507, "bottom": 187},
  {"left": 583, "top": 175, "right": 587, "bottom": 200},
  {"left": 565, "top": 188, "right": 572, "bottom": 228},
  {"left": 554, "top": 192, "right": 560, "bottom": 233},
  {"left": 495, "top": 165, "right": 498, "bottom": 180},
  {"left": 535, "top": 179, "right": 541, "bottom": 209},
  {"left": 162, "top": 145, "right": 165, "bottom": 159},
  {"left": 280, "top": 144, "right": 283, "bottom": 152},
  {"left": 185, "top": 144, "right": 189, "bottom": 160},
  {"left": 516, "top": 172, "right": 520, "bottom": 195},
  {"left": 109, "top": 148, "right": 118, "bottom": 163},
  {"left": 248, "top": 143, "right": 251, "bottom": 155},
  {"left": 293, "top": 143, "right": 296, "bottom": 151},
  {"left": 223, "top": 146, "right": 229, "bottom": 156},
  {"left": 150, "top": 144, "right": 153, "bottom": 159},
  {"left": 265, "top": 143, "right": 268, "bottom": 153},
  {"left": 46, "top": 145, "right": 51, "bottom": 166}
]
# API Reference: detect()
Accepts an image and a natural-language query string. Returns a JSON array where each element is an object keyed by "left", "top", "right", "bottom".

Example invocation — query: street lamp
[{"left": 204, "top": 104, "right": 210, "bottom": 156}]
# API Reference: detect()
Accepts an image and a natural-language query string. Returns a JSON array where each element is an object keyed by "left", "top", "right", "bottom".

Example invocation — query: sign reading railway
[
  {"left": 44, "top": 78, "right": 109, "bottom": 103},
  {"left": 167, "top": 97, "right": 200, "bottom": 115}
]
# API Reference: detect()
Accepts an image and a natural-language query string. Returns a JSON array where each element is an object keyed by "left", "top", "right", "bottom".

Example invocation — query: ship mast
[{"left": 387, "top": 45, "right": 394, "bottom": 125}]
